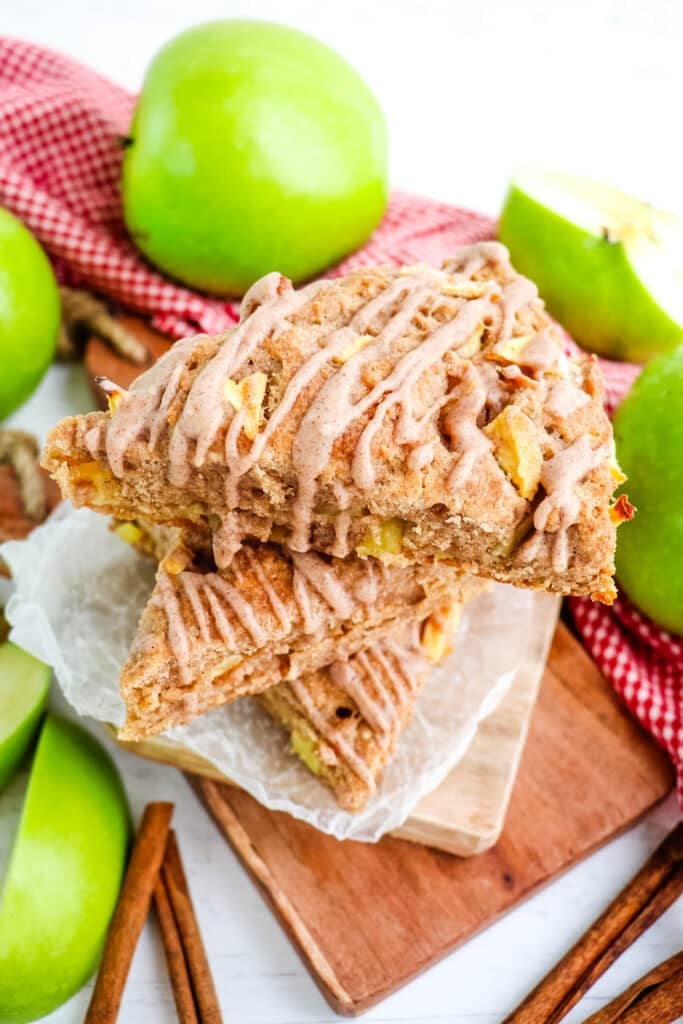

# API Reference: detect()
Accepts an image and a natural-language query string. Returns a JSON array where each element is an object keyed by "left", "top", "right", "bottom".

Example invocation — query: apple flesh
[
  {"left": 0, "top": 643, "right": 50, "bottom": 793},
  {"left": 122, "top": 19, "right": 388, "bottom": 296},
  {"left": 0, "top": 715, "right": 130, "bottom": 1024},
  {"left": 499, "top": 170, "right": 683, "bottom": 363},
  {"left": 614, "top": 346, "right": 683, "bottom": 634},
  {"left": 0, "top": 208, "right": 60, "bottom": 418}
]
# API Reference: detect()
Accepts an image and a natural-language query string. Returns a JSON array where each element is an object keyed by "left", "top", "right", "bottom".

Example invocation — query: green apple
[
  {"left": 0, "top": 209, "right": 60, "bottom": 419},
  {"left": 0, "top": 715, "right": 130, "bottom": 1023},
  {"left": 614, "top": 346, "right": 683, "bottom": 634},
  {"left": 0, "top": 643, "right": 50, "bottom": 793},
  {"left": 499, "top": 170, "right": 683, "bottom": 363},
  {"left": 122, "top": 19, "right": 388, "bottom": 296}
]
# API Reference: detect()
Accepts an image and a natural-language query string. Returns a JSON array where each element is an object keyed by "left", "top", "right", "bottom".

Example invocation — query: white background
[{"left": 2, "top": 1, "right": 682, "bottom": 1022}]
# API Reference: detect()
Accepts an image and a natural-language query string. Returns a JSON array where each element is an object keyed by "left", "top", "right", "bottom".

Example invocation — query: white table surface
[{"left": 2, "top": 2, "right": 682, "bottom": 1022}]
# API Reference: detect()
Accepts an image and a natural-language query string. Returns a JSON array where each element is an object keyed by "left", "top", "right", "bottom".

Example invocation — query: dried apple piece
[
  {"left": 421, "top": 602, "right": 463, "bottom": 662},
  {"left": 609, "top": 494, "right": 635, "bottom": 525},
  {"left": 333, "top": 333, "right": 372, "bottom": 365},
  {"left": 224, "top": 372, "right": 267, "bottom": 440},
  {"left": 484, "top": 406, "right": 542, "bottom": 500}
]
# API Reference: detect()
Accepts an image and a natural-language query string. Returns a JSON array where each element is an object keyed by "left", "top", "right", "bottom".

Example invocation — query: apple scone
[
  {"left": 111, "top": 516, "right": 483, "bottom": 809},
  {"left": 258, "top": 602, "right": 467, "bottom": 812},
  {"left": 44, "top": 242, "right": 624, "bottom": 600},
  {"left": 119, "top": 540, "right": 479, "bottom": 741}
]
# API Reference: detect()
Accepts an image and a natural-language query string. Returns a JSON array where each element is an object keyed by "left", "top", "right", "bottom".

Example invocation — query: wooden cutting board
[{"left": 191, "top": 623, "right": 673, "bottom": 1016}]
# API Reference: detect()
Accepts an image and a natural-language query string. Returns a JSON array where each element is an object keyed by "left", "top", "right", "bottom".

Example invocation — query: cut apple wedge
[
  {"left": 0, "top": 714, "right": 130, "bottom": 1024},
  {"left": 0, "top": 643, "right": 50, "bottom": 793},
  {"left": 499, "top": 169, "right": 683, "bottom": 362}
]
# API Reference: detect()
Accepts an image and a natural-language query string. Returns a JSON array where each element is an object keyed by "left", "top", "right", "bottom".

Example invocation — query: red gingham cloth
[{"left": 0, "top": 37, "right": 680, "bottom": 804}]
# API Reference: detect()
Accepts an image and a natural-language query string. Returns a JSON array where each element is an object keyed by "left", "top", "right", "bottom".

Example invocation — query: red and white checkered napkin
[{"left": 0, "top": 36, "right": 680, "bottom": 802}]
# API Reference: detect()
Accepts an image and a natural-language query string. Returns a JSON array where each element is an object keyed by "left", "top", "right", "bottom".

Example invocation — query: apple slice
[
  {"left": 499, "top": 170, "right": 683, "bottom": 362},
  {"left": 0, "top": 714, "right": 130, "bottom": 1023},
  {"left": 0, "top": 642, "right": 50, "bottom": 793}
]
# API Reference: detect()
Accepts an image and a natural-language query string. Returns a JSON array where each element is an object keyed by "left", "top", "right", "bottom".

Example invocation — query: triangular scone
[
  {"left": 112, "top": 517, "right": 485, "bottom": 808},
  {"left": 44, "top": 243, "right": 622, "bottom": 601},
  {"left": 119, "top": 542, "right": 477, "bottom": 741},
  {"left": 258, "top": 602, "right": 467, "bottom": 812}
]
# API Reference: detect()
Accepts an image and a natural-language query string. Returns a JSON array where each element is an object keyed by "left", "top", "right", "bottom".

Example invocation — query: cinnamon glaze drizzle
[
  {"left": 291, "top": 623, "right": 428, "bottom": 792},
  {"left": 95, "top": 242, "right": 607, "bottom": 576},
  {"left": 156, "top": 549, "right": 388, "bottom": 684}
]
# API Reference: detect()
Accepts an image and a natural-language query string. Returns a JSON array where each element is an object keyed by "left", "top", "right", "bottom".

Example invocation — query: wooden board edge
[
  {"left": 393, "top": 816, "right": 502, "bottom": 857},
  {"left": 394, "top": 656, "right": 546, "bottom": 855},
  {"left": 193, "top": 773, "right": 673, "bottom": 1018},
  {"left": 192, "top": 775, "right": 359, "bottom": 1017},
  {"left": 393, "top": 602, "right": 558, "bottom": 854}
]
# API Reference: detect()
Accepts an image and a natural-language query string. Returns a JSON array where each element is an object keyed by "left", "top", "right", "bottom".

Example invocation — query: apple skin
[
  {"left": 614, "top": 346, "right": 683, "bottom": 634},
  {"left": 122, "top": 19, "right": 388, "bottom": 296},
  {"left": 0, "top": 643, "right": 50, "bottom": 793},
  {"left": 0, "top": 715, "right": 130, "bottom": 1023},
  {"left": 499, "top": 182, "right": 683, "bottom": 363},
  {"left": 0, "top": 209, "right": 60, "bottom": 419}
]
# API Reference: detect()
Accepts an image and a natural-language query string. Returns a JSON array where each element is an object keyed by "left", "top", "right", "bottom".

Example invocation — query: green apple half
[
  {"left": 499, "top": 170, "right": 683, "bottom": 362},
  {"left": 0, "top": 643, "right": 50, "bottom": 793},
  {"left": 0, "top": 715, "right": 130, "bottom": 1024}
]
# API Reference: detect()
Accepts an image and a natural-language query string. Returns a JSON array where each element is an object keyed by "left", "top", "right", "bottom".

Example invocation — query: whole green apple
[
  {"left": 122, "top": 19, "right": 388, "bottom": 296},
  {"left": 614, "top": 346, "right": 683, "bottom": 634},
  {"left": 0, "top": 642, "right": 50, "bottom": 793},
  {"left": 499, "top": 171, "right": 683, "bottom": 362},
  {"left": 0, "top": 209, "right": 60, "bottom": 419},
  {"left": 0, "top": 714, "right": 130, "bottom": 1023}
]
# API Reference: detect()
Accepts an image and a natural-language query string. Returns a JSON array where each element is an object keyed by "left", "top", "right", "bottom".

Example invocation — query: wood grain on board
[{"left": 192, "top": 623, "right": 673, "bottom": 1016}]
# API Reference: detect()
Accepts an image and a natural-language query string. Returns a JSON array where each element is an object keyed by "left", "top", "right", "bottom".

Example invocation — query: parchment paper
[{"left": 2, "top": 504, "right": 558, "bottom": 841}]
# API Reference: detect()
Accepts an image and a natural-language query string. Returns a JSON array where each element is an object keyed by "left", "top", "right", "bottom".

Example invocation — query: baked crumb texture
[
  {"left": 44, "top": 243, "right": 622, "bottom": 602},
  {"left": 118, "top": 540, "right": 482, "bottom": 743}
]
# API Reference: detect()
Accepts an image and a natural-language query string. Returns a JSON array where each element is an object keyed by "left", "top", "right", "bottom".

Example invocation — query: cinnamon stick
[
  {"left": 58, "top": 286, "right": 148, "bottom": 365},
  {"left": 503, "top": 823, "right": 683, "bottom": 1024},
  {"left": 85, "top": 802, "right": 174, "bottom": 1023},
  {"left": 154, "top": 874, "right": 199, "bottom": 1024},
  {"left": 582, "top": 951, "right": 683, "bottom": 1024},
  {"left": 161, "top": 830, "right": 223, "bottom": 1023},
  {"left": 575, "top": 861, "right": 682, "bottom": 997}
]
